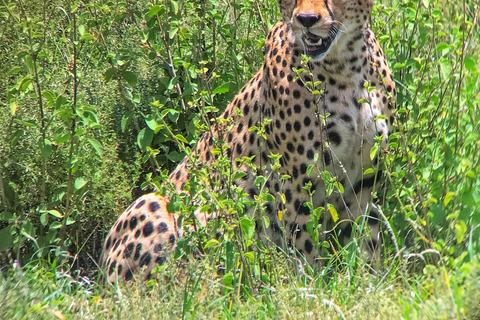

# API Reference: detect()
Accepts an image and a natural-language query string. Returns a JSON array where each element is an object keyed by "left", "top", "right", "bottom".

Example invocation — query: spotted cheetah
[{"left": 102, "top": 0, "right": 396, "bottom": 283}]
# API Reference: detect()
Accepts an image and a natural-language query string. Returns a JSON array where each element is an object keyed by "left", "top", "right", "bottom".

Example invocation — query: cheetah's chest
[{"left": 264, "top": 70, "right": 379, "bottom": 188}]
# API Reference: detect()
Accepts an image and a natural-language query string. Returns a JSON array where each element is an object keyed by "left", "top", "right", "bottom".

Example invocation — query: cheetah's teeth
[{"left": 304, "top": 37, "right": 323, "bottom": 47}]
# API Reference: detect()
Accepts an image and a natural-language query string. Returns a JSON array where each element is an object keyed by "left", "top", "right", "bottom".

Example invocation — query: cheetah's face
[{"left": 278, "top": 0, "right": 374, "bottom": 61}]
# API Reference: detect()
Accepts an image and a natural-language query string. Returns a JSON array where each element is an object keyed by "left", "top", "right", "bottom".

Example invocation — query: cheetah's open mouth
[{"left": 302, "top": 26, "right": 339, "bottom": 59}]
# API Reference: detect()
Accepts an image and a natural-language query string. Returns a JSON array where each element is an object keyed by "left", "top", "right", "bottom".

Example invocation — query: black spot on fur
[
  {"left": 143, "top": 221, "right": 154, "bottom": 237},
  {"left": 140, "top": 252, "right": 152, "bottom": 268},
  {"left": 113, "top": 239, "right": 121, "bottom": 251},
  {"left": 298, "top": 202, "right": 310, "bottom": 215},
  {"left": 154, "top": 243, "right": 163, "bottom": 253},
  {"left": 157, "top": 222, "right": 168, "bottom": 233},
  {"left": 149, "top": 201, "right": 160, "bottom": 212},
  {"left": 342, "top": 224, "right": 352, "bottom": 239},
  {"left": 353, "top": 170, "right": 383, "bottom": 193},
  {"left": 304, "top": 239, "right": 313, "bottom": 254},
  {"left": 124, "top": 242, "right": 135, "bottom": 258},
  {"left": 105, "top": 236, "right": 112, "bottom": 250},
  {"left": 294, "top": 121, "right": 301, "bottom": 132},
  {"left": 307, "top": 149, "right": 314, "bottom": 160},
  {"left": 327, "top": 131, "right": 342, "bottom": 145},
  {"left": 125, "top": 269, "right": 134, "bottom": 281},
  {"left": 135, "top": 199, "right": 146, "bottom": 209},
  {"left": 108, "top": 260, "right": 117, "bottom": 276},
  {"left": 130, "top": 217, "right": 138, "bottom": 230},
  {"left": 134, "top": 243, "right": 143, "bottom": 260},
  {"left": 366, "top": 239, "right": 378, "bottom": 252},
  {"left": 323, "top": 150, "right": 331, "bottom": 166},
  {"left": 368, "top": 210, "right": 380, "bottom": 225},
  {"left": 285, "top": 189, "right": 292, "bottom": 203},
  {"left": 155, "top": 256, "right": 165, "bottom": 265}
]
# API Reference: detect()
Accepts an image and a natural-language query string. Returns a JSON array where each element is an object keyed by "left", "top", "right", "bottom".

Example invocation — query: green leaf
[
  {"left": 78, "top": 24, "right": 85, "bottom": 36},
  {"left": 212, "top": 82, "right": 230, "bottom": 94},
  {"left": 50, "top": 222, "right": 62, "bottom": 229},
  {"left": 48, "top": 210, "right": 63, "bottom": 218},
  {"left": 254, "top": 176, "right": 265, "bottom": 186},
  {"left": 306, "top": 164, "right": 314, "bottom": 176},
  {"left": 9, "top": 66, "right": 22, "bottom": 74},
  {"left": 262, "top": 215, "right": 270, "bottom": 229},
  {"left": 148, "top": 5, "right": 162, "bottom": 17},
  {"left": 364, "top": 168, "right": 374, "bottom": 175},
  {"left": 334, "top": 181, "right": 344, "bottom": 194},
  {"left": 0, "top": 227, "right": 13, "bottom": 251},
  {"left": 0, "top": 213, "right": 15, "bottom": 221},
  {"left": 223, "top": 272, "right": 234, "bottom": 287},
  {"left": 169, "top": 27, "right": 178, "bottom": 39},
  {"left": 80, "top": 33, "right": 95, "bottom": 40},
  {"left": 121, "top": 111, "right": 133, "bottom": 133},
  {"left": 42, "top": 91, "right": 56, "bottom": 106},
  {"left": 464, "top": 57, "right": 476, "bottom": 73},
  {"left": 225, "top": 241, "right": 235, "bottom": 272},
  {"left": 40, "top": 141, "right": 53, "bottom": 159},
  {"left": 239, "top": 216, "right": 255, "bottom": 239},
  {"left": 40, "top": 213, "right": 48, "bottom": 226},
  {"left": 436, "top": 42, "right": 450, "bottom": 52},
  {"left": 145, "top": 115, "right": 158, "bottom": 131},
  {"left": 122, "top": 71, "right": 137, "bottom": 86},
  {"left": 174, "top": 134, "right": 188, "bottom": 144},
  {"left": 10, "top": 101, "right": 18, "bottom": 115},
  {"left": 444, "top": 191, "right": 456, "bottom": 206},
  {"left": 455, "top": 220, "right": 467, "bottom": 244},
  {"left": 24, "top": 55, "right": 34, "bottom": 74},
  {"left": 167, "top": 151, "right": 185, "bottom": 162},
  {"left": 137, "top": 128, "right": 154, "bottom": 151},
  {"left": 88, "top": 138, "right": 103, "bottom": 156},
  {"left": 327, "top": 204, "right": 338, "bottom": 222},
  {"left": 204, "top": 239, "right": 219, "bottom": 249},
  {"left": 233, "top": 171, "right": 246, "bottom": 181},
  {"left": 370, "top": 142, "right": 379, "bottom": 161},
  {"left": 200, "top": 205, "right": 211, "bottom": 213},
  {"left": 74, "top": 177, "right": 87, "bottom": 190},
  {"left": 21, "top": 220, "right": 36, "bottom": 240},
  {"left": 170, "top": 0, "right": 178, "bottom": 14},
  {"left": 103, "top": 68, "right": 114, "bottom": 82}
]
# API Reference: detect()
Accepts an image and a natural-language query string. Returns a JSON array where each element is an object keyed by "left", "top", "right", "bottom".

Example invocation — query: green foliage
[
  {"left": 0, "top": 0, "right": 479, "bottom": 318},
  {"left": 374, "top": 0, "right": 480, "bottom": 268}
]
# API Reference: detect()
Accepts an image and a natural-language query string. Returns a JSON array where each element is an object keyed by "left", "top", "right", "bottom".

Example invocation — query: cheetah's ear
[{"left": 277, "top": 0, "right": 296, "bottom": 22}]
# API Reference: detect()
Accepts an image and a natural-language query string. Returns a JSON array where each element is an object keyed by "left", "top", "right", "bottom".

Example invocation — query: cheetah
[{"left": 102, "top": 0, "right": 396, "bottom": 283}]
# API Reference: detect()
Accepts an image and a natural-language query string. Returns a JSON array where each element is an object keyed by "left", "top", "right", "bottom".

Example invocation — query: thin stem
[
  {"left": 59, "top": 7, "right": 78, "bottom": 246},
  {"left": 28, "top": 23, "right": 47, "bottom": 206}
]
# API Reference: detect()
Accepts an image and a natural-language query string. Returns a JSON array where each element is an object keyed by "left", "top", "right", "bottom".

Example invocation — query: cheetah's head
[{"left": 278, "top": 0, "right": 374, "bottom": 61}]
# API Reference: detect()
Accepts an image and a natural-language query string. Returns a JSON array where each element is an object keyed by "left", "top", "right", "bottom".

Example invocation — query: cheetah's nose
[{"left": 296, "top": 14, "right": 321, "bottom": 28}]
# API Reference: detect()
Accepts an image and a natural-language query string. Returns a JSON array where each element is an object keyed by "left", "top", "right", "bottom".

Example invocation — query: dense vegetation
[{"left": 0, "top": 0, "right": 478, "bottom": 318}]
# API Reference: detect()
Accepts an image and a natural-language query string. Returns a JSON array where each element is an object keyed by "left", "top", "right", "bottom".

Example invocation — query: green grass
[
  {"left": 1, "top": 258, "right": 479, "bottom": 319},
  {"left": 0, "top": 0, "right": 479, "bottom": 318}
]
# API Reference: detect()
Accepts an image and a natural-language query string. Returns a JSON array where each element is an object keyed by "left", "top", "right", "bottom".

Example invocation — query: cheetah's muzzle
[{"left": 302, "top": 26, "right": 339, "bottom": 59}]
